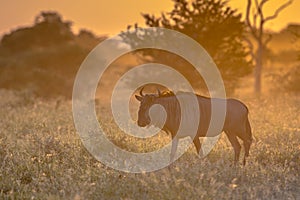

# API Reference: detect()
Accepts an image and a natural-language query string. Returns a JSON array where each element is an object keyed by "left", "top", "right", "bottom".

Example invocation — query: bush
[{"left": 280, "top": 65, "right": 300, "bottom": 93}]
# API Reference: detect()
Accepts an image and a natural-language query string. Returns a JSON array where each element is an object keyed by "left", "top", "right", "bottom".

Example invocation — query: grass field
[{"left": 0, "top": 89, "right": 299, "bottom": 199}]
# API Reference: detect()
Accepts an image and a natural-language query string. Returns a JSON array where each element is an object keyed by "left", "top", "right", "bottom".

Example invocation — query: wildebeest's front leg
[
  {"left": 192, "top": 137, "right": 204, "bottom": 158},
  {"left": 170, "top": 137, "right": 179, "bottom": 162}
]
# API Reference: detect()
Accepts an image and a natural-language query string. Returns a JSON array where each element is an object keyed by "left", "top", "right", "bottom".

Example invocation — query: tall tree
[
  {"left": 1, "top": 11, "right": 74, "bottom": 53},
  {"left": 245, "top": 0, "right": 293, "bottom": 94},
  {"left": 289, "top": 24, "right": 300, "bottom": 60},
  {"left": 122, "top": 0, "right": 252, "bottom": 93}
]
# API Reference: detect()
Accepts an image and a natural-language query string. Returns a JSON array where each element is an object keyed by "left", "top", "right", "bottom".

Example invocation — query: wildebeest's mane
[
  {"left": 158, "top": 90, "right": 175, "bottom": 97},
  {"left": 158, "top": 90, "right": 209, "bottom": 100}
]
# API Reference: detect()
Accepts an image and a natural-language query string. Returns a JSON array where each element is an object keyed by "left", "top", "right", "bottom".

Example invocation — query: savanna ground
[{"left": 0, "top": 87, "right": 299, "bottom": 200}]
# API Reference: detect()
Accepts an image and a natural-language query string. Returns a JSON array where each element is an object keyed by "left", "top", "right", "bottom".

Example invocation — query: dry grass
[{"left": 0, "top": 89, "right": 299, "bottom": 199}]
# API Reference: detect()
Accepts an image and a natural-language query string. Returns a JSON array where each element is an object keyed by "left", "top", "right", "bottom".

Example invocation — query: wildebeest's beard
[
  {"left": 137, "top": 105, "right": 151, "bottom": 127},
  {"left": 136, "top": 96, "right": 155, "bottom": 127}
]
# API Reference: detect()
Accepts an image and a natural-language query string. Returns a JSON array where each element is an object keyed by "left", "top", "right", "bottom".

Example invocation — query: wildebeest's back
[
  {"left": 196, "top": 96, "right": 249, "bottom": 138},
  {"left": 156, "top": 92, "right": 251, "bottom": 141}
]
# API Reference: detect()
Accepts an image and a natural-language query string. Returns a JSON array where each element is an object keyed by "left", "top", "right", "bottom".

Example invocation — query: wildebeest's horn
[
  {"left": 139, "top": 87, "right": 145, "bottom": 97},
  {"left": 157, "top": 88, "right": 161, "bottom": 96}
]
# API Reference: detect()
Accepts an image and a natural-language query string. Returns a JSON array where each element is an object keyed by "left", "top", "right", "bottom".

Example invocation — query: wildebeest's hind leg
[
  {"left": 242, "top": 118, "right": 252, "bottom": 165},
  {"left": 192, "top": 137, "right": 204, "bottom": 158},
  {"left": 225, "top": 132, "right": 241, "bottom": 164},
  {"left": 243, "top": 141, "right": 251, "bottom": 165},
  {"left": 170, "top": 137, "right": 179, "bottom": 163}
]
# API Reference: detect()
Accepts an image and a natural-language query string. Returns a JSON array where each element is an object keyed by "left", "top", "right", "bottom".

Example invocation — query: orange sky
[{"left": 0, "top": 0, "right": 299, "bottom": 36}]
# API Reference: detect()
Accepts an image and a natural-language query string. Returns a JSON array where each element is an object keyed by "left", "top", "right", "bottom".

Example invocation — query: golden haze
[{"left": 0, "top": 0, "right": 299, "bottom": 36}]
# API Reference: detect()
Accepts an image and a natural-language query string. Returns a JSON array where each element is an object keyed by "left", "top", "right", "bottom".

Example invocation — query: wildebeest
[{"left": 135, "top": 87, "right": 253, "bottom": 165}]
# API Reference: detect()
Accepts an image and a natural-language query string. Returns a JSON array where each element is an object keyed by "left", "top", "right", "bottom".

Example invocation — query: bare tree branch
[
  {"left": 243, "top": 36, "right": 256, "bottom": 60},
  {"left": 255, "top": 0, "right": 264, "bottom": 36},
  {"left": 245, "top": 0, "right": 293, "bottom": 94},
  {"left": 259, "top": 0, "right": 269, "bottom": 10},
  {"left": 253, "top": 12, "right": 257, "bottom": 30},
  {"left": 264, "top": 0, "right": 293, "bottom": 22},
  {"left": 253, "top": 0, "right": 261, "bottom": 29},
  {"left": 246, "top": 0, "right": 259, "bottom": 39},
  {"left": 257, "top": 0, "right": 269, "bottom": 23},
  {"left": 254, "top": 0, "right": 261, "bottom": 18},
  {"left": 245, "top": 0, "right": 251, "bottom": 25},
  {"left": 263, "top": 33, "right": 272, "bottom": 46}
]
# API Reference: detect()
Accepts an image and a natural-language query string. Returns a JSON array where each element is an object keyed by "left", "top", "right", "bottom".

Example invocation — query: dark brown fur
[{"left": 136, "top": 89, "right": 253, "bottom": 165}]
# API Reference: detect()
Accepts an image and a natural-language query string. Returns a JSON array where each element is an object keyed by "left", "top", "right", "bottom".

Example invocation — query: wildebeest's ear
[{"left": 135, "top": 95, "right": 143, "bottom": 101}]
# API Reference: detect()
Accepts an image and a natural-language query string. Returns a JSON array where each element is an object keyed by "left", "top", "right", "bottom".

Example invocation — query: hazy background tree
[
  {"left": 277, "top": 24, "right": 300, "bottom": 93},
  {"left": 245, "top": 0, "right": 293, "bottom": 94},
  {"left": 1, "top": 11, "right": 74, "bottom": 53},
  {"left": 122, "top": 0, "right": 252, "bottom": 94},
  {"left": 289, "top": 23, "right": 300, "bottom": 60},
  {"left": 0, "top": 11, "right": 104, "bottom": 98}
]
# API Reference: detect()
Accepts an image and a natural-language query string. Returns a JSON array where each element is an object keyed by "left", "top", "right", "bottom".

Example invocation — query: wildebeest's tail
[
  {"left": 246, "top": 117, "right": 252, "bottom": 141},
  {"left": 244, "top": 116, "right": 252, "bottom": 157}
]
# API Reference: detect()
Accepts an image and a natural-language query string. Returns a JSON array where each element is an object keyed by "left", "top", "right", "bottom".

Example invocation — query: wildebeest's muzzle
[{"left": 137, "top": 117, "right": 150, "bottom": 127}]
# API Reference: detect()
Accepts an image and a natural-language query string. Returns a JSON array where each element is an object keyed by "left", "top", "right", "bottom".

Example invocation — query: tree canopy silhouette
[
  {"left": 122, "top": 0, "right": 252, "bottom": 92},
  {"left": 1, "top": 11, "right": 74, "bottom": 53},
  {"left": 0, "top": 11, "right": 104, "bottom": 98}
]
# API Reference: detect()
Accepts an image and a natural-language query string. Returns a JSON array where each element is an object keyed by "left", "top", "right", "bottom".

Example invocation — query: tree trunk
[{"left": 255, "top": 41, "right": 263, "bottom": 94}]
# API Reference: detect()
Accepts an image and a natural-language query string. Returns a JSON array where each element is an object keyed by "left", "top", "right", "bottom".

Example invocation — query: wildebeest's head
[{"left": 135, "top": 87, "right": 159, "bottom": 127}]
